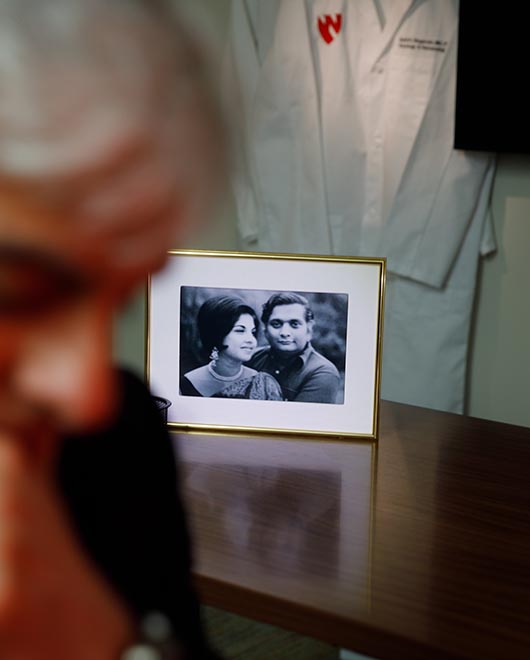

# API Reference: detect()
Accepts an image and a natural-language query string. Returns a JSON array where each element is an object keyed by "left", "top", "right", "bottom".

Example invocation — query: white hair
[{"left": 0, "top": 0, "right": 222, "bottom": 195}]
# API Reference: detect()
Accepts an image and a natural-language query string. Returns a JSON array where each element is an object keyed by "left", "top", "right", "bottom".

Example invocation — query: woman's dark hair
[{"left": 198, "top": 295, "right": 258, "bottom": 357}]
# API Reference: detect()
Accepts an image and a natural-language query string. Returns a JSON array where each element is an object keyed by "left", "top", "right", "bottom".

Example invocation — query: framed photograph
[{"left": 147, "top": 250, "right": 385, "bottom": 440}]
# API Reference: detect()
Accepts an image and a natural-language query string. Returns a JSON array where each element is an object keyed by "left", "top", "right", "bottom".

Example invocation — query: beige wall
[
  {"left": 112, "top": 196, "right": 238, "bottom": 379},
  {"left": 113, "top": 0, "right": 234, "bottom": 379},
  {"left": 114, "top": 3, "right": 530, "bottom": 429},
  {"left": 467, "top": 156, "right": 530, "bottom": 427}
]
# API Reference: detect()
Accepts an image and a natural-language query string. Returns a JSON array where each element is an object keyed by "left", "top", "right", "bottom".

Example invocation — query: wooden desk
[{"left": 175, "top": 401, "right": 530, "bottom": 660}]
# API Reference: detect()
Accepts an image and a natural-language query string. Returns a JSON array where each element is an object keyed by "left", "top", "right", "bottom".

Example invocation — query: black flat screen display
[{"left": 455, "top": 2, "right": 530, "bottom": 154}]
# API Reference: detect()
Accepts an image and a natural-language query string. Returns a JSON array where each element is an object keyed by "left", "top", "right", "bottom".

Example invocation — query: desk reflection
[
  {"left": 176, "top": 434, "right": 374, "bottom": 618},
  {"left": 186, "top": 464, "right": 340, "bottom": 578}
]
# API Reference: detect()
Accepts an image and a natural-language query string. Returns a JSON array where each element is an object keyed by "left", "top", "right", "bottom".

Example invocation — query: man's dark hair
[
  {"left": 198, "top": 295, "right": 258, "bottom": 357},
  {"left": 261, "top": 292, "right": 314, "bottom": 325}
]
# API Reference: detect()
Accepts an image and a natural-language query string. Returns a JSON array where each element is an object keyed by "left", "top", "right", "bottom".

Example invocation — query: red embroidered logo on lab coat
[{"left": 318, "top": 14, "right": 343, "bottom": 44}]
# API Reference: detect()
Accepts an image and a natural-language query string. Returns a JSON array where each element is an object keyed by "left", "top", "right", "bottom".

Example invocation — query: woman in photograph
[{"left": 180, "top": 295, "right": 284, "bottom": 400}]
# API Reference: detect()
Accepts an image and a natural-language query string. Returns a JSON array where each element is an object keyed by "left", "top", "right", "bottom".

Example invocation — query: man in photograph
[
  {"left": 248, "top": 293, "right": 340, "bottom": 403},
  {"left": 0, "top": 0, "right": 222, "bottom": 658}
]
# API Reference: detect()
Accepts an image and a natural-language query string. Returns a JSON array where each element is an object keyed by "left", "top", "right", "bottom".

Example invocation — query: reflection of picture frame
[
  {"left": 147, "top": 250, "right": 386, "bottom": 440},
  {"left": 178, "top": 434, "right": 375, "bottom": 612}
]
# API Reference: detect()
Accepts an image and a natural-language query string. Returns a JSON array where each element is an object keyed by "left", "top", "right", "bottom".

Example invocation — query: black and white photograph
[
  {"left": 147, "top": 250, "right": 385, "bottom": 439},
  {"left": 179, "top": 287, "right": 348, "bottom": 405}
]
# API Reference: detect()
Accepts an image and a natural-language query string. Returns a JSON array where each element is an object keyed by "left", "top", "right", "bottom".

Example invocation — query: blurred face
[
  {"left": 265, "top": 303, "right": 313, "bottom": 355},
  {"left": 0, "top": 137, "right": 182, "bottom": 444},
  {"left": 221, "top": 314, "right": 257, "bottom": 364},
  {"left": 0, "top": 0, "right": 224, "bottom": 462}
]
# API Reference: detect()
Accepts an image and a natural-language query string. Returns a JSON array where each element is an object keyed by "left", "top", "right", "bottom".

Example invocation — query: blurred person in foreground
[{"left": 0, "top": 0, "right": 224, "bottom": 658}]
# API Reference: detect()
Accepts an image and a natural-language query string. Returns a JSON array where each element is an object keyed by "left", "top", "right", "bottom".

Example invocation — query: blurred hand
[{"left": 0, "top": 432, "right": 135, "bottom": 660}]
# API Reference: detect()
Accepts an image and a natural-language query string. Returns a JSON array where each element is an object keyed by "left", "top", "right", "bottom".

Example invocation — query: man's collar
[
  {"left": 298, "top": 342, "right": 314, "bottom": 365},
  {"left": 271, "top": 342, "right": 313, "bottom": 366}
]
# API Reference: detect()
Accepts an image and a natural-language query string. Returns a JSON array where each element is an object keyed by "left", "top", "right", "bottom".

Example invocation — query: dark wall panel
[{"left": 455, "top": 2, "right": 530, "bottom": 154}]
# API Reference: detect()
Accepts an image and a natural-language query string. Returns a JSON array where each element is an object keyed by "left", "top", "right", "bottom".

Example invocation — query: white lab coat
[{"left": 226, "top": 0, "right": 495, "bottom": 413}]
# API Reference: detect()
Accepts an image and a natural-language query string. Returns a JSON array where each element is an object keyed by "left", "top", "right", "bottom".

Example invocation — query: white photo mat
[{"left": 147, "top": 250, "right": 385, "bottom": 440}]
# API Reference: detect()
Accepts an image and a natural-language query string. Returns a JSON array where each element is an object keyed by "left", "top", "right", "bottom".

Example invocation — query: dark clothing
[
  {"left": 56, "top": 369, "right": 218, "bottom": 659},
  {"left": 180, "top": 375, "right": 202, "bottom": 396},
  {"left": 248, "top": 343, "right": 340, "bottom": 403}
]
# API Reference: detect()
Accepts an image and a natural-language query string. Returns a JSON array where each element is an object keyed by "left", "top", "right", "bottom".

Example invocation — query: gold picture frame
[{"left": 146, "top": 249, "right": 386, "bottom": 440}]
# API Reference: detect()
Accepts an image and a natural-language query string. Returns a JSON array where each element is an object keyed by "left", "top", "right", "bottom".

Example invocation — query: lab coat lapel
[
  {"left": 366, "top": 0, "right": 424, "bottom": 68},
  {"left": 382, "top": 2, "right": 459, "bottom": 230}
]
